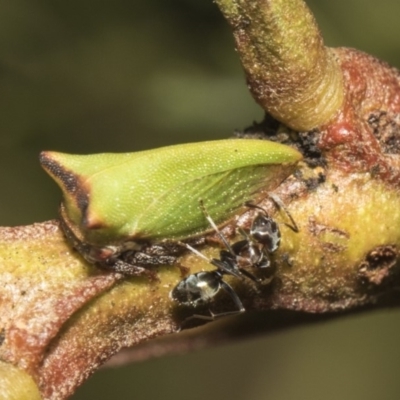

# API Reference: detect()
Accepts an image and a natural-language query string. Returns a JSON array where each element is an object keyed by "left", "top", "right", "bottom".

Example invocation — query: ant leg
[
  {"left": 219, "top": 280, "right": 246, "bottom": 313},
  {"left": 237, "top": 267, "right": 262, "bottom": 283},
  {"left": 199, "top": 199, "right": 235, "bottom": 254}
]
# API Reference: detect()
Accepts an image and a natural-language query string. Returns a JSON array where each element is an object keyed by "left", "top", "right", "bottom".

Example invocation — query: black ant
[{"left": 170, "top": 198, "right": 298, "bottom": 324}]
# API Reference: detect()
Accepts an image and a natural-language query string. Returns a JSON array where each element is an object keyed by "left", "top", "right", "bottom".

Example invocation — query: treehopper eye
[{"left": 40, "top": 139, "right": 302, "bottom": 276}]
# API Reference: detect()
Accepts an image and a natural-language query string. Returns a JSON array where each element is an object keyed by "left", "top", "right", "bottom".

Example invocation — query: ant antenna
[{"left": 199, "top": 200, "right": 235, "bottom": 254}]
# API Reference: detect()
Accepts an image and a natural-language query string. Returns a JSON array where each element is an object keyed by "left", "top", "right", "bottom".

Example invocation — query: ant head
[{"left": 245, "top": 202, "right": 281, "bottom": 253}]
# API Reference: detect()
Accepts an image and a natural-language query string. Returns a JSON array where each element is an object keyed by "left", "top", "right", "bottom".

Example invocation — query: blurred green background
[{"left": 1, "top": 0, "right": 400, "bottom": 398}]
